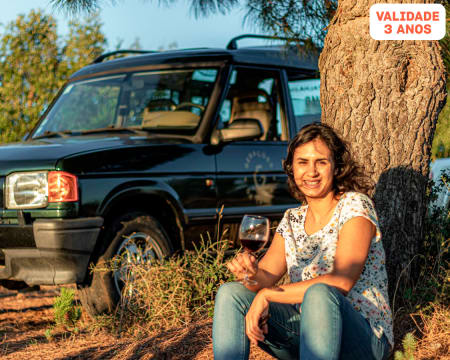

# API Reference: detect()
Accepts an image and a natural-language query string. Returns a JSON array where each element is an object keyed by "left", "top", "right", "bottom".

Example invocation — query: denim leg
[
  {"left": 258, "top": 301, "right": 301, "bottom": 360},
  {"left": 299, "top": 283, "right": 390, "bottom": 360},
  {"left": 213, "top": 282, "right": 302, "bottom": 360},
  {"left": 213, "top": 282, "right": 255, "bottom": 360}
]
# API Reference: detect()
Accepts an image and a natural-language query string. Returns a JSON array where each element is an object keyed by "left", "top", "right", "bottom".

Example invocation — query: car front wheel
[{"left": 78, "top": 212, "right": 172, "bottom": 316}]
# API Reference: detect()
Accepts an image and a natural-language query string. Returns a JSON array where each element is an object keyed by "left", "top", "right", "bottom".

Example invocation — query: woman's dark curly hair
[{"left": 283, "top": 123, "right": 371, "bottom": 203}]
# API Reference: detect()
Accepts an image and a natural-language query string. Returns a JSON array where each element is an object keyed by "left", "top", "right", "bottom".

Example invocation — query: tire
[
  {"left": 78, "top": 213, "right": 172, "bottom": 317},
  {"left": 0, "top": 280, "right": 30, "bottom": 291}
]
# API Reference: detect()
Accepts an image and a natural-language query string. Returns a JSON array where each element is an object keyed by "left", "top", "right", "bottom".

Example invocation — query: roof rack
[
  {"left": 92, "top": 50, "right": 157, "bottom": 64},
  {"left": 226, "top": 34, "right": 302, "bottom": 50}
]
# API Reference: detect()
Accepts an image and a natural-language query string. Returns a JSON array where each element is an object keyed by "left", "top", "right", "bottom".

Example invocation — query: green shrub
[
  {"left": 45, "top": 287, "right": 82, "bottom": 340},
  {"left": 394, "top": 173, "right": 449, "bottom": 358},
  {"left": 108, "top": 232, "right": 235, "bottom": 333},
  {"left": 431, "top": 84, "right": 450, "bottom": 159},
  {"left": 419, "top": 171, "right": 449, "bottom": 306},
  {"left": 394, "top": 332, "right": 417, "bottom": 360},
  {"left": 54, "top": 287, "right": 82, "bottom": 330},
  {"left": 394, "top": 171, "right": 449, "bottom": 315}
]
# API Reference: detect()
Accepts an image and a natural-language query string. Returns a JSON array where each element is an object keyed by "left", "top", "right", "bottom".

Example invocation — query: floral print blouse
[{"left": 276, "top": 191, "right": 394, "bottom": 346}]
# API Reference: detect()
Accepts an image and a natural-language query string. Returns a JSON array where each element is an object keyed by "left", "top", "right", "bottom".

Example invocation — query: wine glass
[{"left": 238, "top": 215, "right": 270, "bottom": 285}]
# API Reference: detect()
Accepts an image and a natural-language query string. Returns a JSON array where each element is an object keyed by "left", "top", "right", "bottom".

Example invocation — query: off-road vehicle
[{"left": 0, "top": 35, "right": 320, "bottom": 314}]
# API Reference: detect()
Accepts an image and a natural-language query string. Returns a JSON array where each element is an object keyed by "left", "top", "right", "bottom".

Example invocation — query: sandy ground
[{"left": 0, "top": 286, "right": 274, "bottom": 360}]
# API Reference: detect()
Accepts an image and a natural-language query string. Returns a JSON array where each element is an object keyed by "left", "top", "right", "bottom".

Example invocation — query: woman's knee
[
  {"left": 215, "top": 282, "right": 255, "bottom": 310},
  {"left": 216, "top": 282, "right": 248, "bottom": 300},
  {"left": 302, "top": 283, "right": 342, "bottom": 308}
]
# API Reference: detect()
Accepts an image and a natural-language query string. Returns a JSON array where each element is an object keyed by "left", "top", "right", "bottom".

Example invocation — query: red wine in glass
[
  {"left": 240, "top": 238, "right": 267, "bottom": 252},
  {"left": 238, "top": 215, "right": 270, "bottom": 285}
]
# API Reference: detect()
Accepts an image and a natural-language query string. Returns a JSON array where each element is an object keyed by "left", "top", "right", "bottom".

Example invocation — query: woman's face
[{"left": 292, "top": 137, "right": 335, "bottom": 200}]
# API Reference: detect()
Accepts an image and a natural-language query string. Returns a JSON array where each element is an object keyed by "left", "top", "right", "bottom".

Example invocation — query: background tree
[
  {"left": 61, "top": 14, "right": 106, "bottom": 79},
  {"left": 0, "top": 9, "right": 106, "bottom": 143},
  {"left": 318, "top": 1, "right": 446, "bottom": 298},
  {"left": 47, "top": 0, "right": 450, "bottom": 294}
]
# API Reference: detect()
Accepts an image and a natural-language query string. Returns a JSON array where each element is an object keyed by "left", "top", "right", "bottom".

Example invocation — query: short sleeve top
[{"left": 276, "top": 191, "right": 394, "bottom": 346}]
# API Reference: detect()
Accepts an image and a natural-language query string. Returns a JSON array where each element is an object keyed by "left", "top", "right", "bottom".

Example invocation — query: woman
[{"left": 213, "top": 123, "right": 393, "bottom": 360}]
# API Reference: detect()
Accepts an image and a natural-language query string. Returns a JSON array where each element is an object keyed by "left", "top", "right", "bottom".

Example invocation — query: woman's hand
[
  {"left": 245, "top": 291, "right": 269, "bottom": 345},
  {"left": 226, "top": 252, "right": 258, "bottom": 280}
]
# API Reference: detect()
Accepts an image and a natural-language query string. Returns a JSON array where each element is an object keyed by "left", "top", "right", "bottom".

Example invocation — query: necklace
[{"left": 304, "top": 197, "right": 340, "bottom": 235}]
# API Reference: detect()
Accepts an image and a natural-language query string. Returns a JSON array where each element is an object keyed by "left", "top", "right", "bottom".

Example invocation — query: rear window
[{"left": 287, "top": 78, "right": 321, "bottom": 130}]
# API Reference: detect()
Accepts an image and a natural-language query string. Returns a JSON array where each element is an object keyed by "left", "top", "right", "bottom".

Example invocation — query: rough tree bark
[{"left": 319, "top": 0, "right": 447, "bottom": 298}]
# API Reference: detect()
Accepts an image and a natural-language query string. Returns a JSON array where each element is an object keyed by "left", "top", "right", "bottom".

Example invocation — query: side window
[
  {"left": 219, "top": 99, "right": 231, "bottom": 121},
  {"left": 218, "top": 67, "right": 288, "bottom": 141},
  {"left": 287, "top": 76, "right": 321, "bottom": 131}
]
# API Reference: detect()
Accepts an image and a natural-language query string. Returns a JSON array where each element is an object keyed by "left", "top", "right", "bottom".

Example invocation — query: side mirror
[{"left": 219, "top": 118, "right": 263, "bottom": 142}]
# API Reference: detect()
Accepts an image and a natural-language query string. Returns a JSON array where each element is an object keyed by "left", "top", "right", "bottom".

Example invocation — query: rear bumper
[{"left": 0, "top": 217, "right": 103, "bottom": 285}]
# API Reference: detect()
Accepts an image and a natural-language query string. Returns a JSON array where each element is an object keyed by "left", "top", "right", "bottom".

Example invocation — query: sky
[{"left": 0, "top": 0, "right": 262, "bottom": 51}]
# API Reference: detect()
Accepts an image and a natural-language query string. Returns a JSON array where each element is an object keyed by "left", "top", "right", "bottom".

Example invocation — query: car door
[{"left": 214, "top": 66, "right": 296, "bottom": 223}]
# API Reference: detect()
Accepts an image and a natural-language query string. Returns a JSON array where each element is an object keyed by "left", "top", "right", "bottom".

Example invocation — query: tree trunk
[{"left": 319, "top": 0, "right": 447, "bottom": 299}]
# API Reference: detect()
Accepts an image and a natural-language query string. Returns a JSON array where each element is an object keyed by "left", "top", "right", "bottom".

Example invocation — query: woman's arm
[
  {"left": 245, "top": 216, "right": 375, "bottom": 344},
  {"left": 226, "top": 231, "right": 287, "bottom": 292}
]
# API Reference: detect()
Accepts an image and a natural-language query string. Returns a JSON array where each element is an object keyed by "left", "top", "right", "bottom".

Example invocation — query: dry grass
[
  {"left": 392, "top": 178, "right": 449, "bottom": 359},
  {"left": 111, "top": 319, "right": 274, "bottom": 360},
  {"left": 413, "top": 304, "right": 450, "bottom": 360},
  {"left": 96, "top": 233, "right": 235, "bottom": 335},
  {"left": 1, "top": 284, "right": 448, "bottom": 359},
  {"left": 113, "top": 319, "right": 213, "bottom": 360},
  {"left": 0, "top": 285, "right": 274, "bottom": 359}
]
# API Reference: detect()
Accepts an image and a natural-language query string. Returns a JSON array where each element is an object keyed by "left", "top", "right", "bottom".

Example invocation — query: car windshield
[{"left": 32, "top": 68, "right": 218, "bottom": 138}]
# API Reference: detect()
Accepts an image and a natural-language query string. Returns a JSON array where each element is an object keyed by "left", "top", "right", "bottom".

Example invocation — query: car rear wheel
[{"left": 78, "top": 212, "right": 172, "bottom": 317}]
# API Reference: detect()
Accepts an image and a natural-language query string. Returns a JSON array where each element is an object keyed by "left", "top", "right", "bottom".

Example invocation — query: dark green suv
[{"left": 0, "top": 35, "right": 320, "bottom": 314}]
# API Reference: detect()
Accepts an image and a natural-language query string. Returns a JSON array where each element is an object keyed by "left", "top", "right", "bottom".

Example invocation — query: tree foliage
[
  {"left": 432, "top": 1, "right": 449, "bottom": 159},
  {"left": 51, "top": 0, "right": 102, "bottom": 13},
  {"left": 52, "top": 0, "right": 335, "bottom": 47},
  {"left": 432, "top": 86, "right": 450, "bottom": 159},
  {"left": 51, "top": 0, "right": 240, "bottom": 18},
  {"left": 0, "top": 9, "right": 106, "bottom": 143},
  {"left": 244, "top": 0, "right": 336, "bottom": 47}
]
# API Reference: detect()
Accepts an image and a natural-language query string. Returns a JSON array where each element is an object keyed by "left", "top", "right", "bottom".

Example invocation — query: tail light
[{"left": 48, "top": 171, "right": 79, "bottom": 203}]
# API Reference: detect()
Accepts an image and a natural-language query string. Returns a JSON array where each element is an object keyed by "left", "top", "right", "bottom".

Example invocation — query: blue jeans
[{"left": 212, "top": 282, "right": 390, "bottom": 360}]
